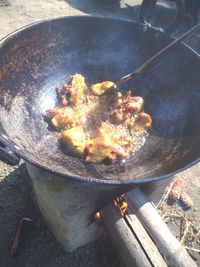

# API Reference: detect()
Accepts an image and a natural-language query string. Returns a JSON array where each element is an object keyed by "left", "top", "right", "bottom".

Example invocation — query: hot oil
[
  {"left": 46, "top": 76, "right": 151, "bottom": 163},
  {"left": 130, "top": 130, "right": 148, "bottom": 156},
  {"left": 81, "top": 94, "right": 113, "bottom": 141},
  {"left": 77, "top": 91, "right": 149, "bottom": 157}
]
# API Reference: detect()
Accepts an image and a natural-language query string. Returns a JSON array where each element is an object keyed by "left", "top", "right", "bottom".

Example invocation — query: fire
[
  {"left": 94, "top": 195, "right": 128, "bottom": 222},
  {"left": 113, "top": 195, "right": 128, "bottom": 217},
  {"left": 94, "top": 212, "right": 102, "bottom": 223}
]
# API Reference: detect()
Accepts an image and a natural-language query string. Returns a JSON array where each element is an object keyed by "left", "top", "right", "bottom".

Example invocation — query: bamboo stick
[
  {"left": 125, "top": 187, "right": 197, "bottom": 267},
  {"left": 125, "top": 205, "right": 167, "bottom": 267},
  {"left": 101, "top": 203, "right": 152, "bottom": 267}
]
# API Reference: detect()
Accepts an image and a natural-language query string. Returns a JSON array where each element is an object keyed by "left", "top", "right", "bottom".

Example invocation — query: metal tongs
[{"left": 105, "top": 22, "right": 200, "bottom": 94}]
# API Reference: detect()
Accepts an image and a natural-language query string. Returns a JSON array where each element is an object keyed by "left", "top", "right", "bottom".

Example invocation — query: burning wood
[
  {"left": 94, "top": 212, "right": 102, "bottom": 223},
  {"left": 113, "top": 195, "right": 128, "bottom": 217},
  {"left": 95, "top": 195, "right": 128, "bottom": 222}
]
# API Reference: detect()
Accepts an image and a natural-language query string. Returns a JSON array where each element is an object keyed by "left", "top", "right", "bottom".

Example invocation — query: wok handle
[
  {"left": 0, "top": 141, "right": 20, "bottom": 166},
  {"left": 139, "top": 0, "right": 185, "bottom": 34}
]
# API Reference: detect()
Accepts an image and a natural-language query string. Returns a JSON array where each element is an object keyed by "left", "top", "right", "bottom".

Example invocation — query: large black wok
[{"left": 0, "top": 15, "right": 200, "bottom": 185}]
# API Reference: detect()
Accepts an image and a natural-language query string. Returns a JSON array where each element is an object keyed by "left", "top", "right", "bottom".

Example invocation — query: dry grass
[{"left": 158, "top": 181, "right": 200, "bottom": 254}]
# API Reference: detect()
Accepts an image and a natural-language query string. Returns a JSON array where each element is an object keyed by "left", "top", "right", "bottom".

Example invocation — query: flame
[
  {"left": 113, "top": 195, "right": 128, "bottom": 217},
  {"left": 94, "top": 212, "right": 102, "bottom": 223},
  {"left": 94, "top": 195, "right": 128, "bottom": 222}
]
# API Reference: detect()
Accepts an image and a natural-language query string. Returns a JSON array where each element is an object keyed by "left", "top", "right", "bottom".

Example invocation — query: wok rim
[{"left": 0, "top": 15, "right": 200, "bottom": 185}]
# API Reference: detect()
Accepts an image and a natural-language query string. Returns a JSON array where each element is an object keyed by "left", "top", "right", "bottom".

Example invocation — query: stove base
[{"left": 26, "top": 163, "right": 128, "bottom": 252}]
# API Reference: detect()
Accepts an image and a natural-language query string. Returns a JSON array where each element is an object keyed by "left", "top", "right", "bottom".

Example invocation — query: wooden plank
[
  {"left": 125, "top": 205, "right": 167, "bottom": 267},
  {"left": 101, "top": 203, "right": 152, "bottom": 267},
  {"left": 126, "top": 187, "right": 197, "bottom": 267}
]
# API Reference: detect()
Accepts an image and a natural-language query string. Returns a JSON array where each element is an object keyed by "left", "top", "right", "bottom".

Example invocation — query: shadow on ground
[
  {"left": 0, "top": 163, "right": 121, "bottom": 267},
  {"left": 66, "top": 0, "right": 199, "bottom": 34},
  {"left": 66, "top": 0, "right": 141, "bottom": 21}
]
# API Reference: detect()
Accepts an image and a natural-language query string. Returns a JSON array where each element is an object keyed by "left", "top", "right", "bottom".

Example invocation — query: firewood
[
  {"left": 126, "top": 188, "right": 197, "bottom": 267},
  {"left": 125, "top": 205, "right": 167, "bottom": 267},
  {"left": 101, "top": 203, "right": 152, "bottom": 267}
]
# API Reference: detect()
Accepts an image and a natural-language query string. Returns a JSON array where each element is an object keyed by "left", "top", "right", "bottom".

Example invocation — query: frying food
[
  {"left": 46, "top": 74, "right": 152, "bottom": 163},
  {"left": 90, "top": 81, "right": 116, "bottom": 95},
  {"left": 61, "top": 126, "right": 86, "bottom": 155},
  {"left": 85, "top": 122, "right": 134, "bottom": 163}
]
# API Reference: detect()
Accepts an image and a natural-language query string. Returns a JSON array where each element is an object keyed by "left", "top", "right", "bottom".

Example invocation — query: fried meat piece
[
  {"left": 85, "top": 123, "right": 133, "bottom": 163},
  {"left": 111, "top": 91, "right": 144, "bottom": 125},
  {"left": 60, "top": 126, "right": 86, "bottom": 155},
  {"left": 47, "top": 106, "right": 87, "bottom": 129},
  {"left": 128, "top": 112, "right": 152, "bottom": 132},
  {"left": 90, "top": 81, "right": 116, "bottom": 95},
  {"left": 56, "top": 83, "right": 69, "bottom": 106},
  {"left": 68, "top": 74, "right": 87, "bottom": 105},
  {"left": 49, "top": 107, "right": 74, "bottom": 129},
  {"left": 56, "top": 74, "right": 87, "bottom": 106}
]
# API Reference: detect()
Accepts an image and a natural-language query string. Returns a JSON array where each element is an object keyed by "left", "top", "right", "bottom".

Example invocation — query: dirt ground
[
  {"left": 0, "top": 0, "right": 200, "bottom": 266},
  {"left": 0, "top": 161, "right": 124, "bottom": 267}
]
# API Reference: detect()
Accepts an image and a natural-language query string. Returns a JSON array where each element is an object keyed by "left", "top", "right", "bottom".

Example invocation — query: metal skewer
[{"left": 114, "top": 22, "right": 200, "bottom": 89}]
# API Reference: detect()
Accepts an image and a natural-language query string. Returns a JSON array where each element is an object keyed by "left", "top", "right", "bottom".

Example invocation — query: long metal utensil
[{"left": 114, "top": 22, "right": 200, "bottom": 89}]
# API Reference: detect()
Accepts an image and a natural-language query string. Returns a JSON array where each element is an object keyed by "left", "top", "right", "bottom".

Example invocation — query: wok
[{"left": 0, "top": 10, "right": 200, "bottom": 185}]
